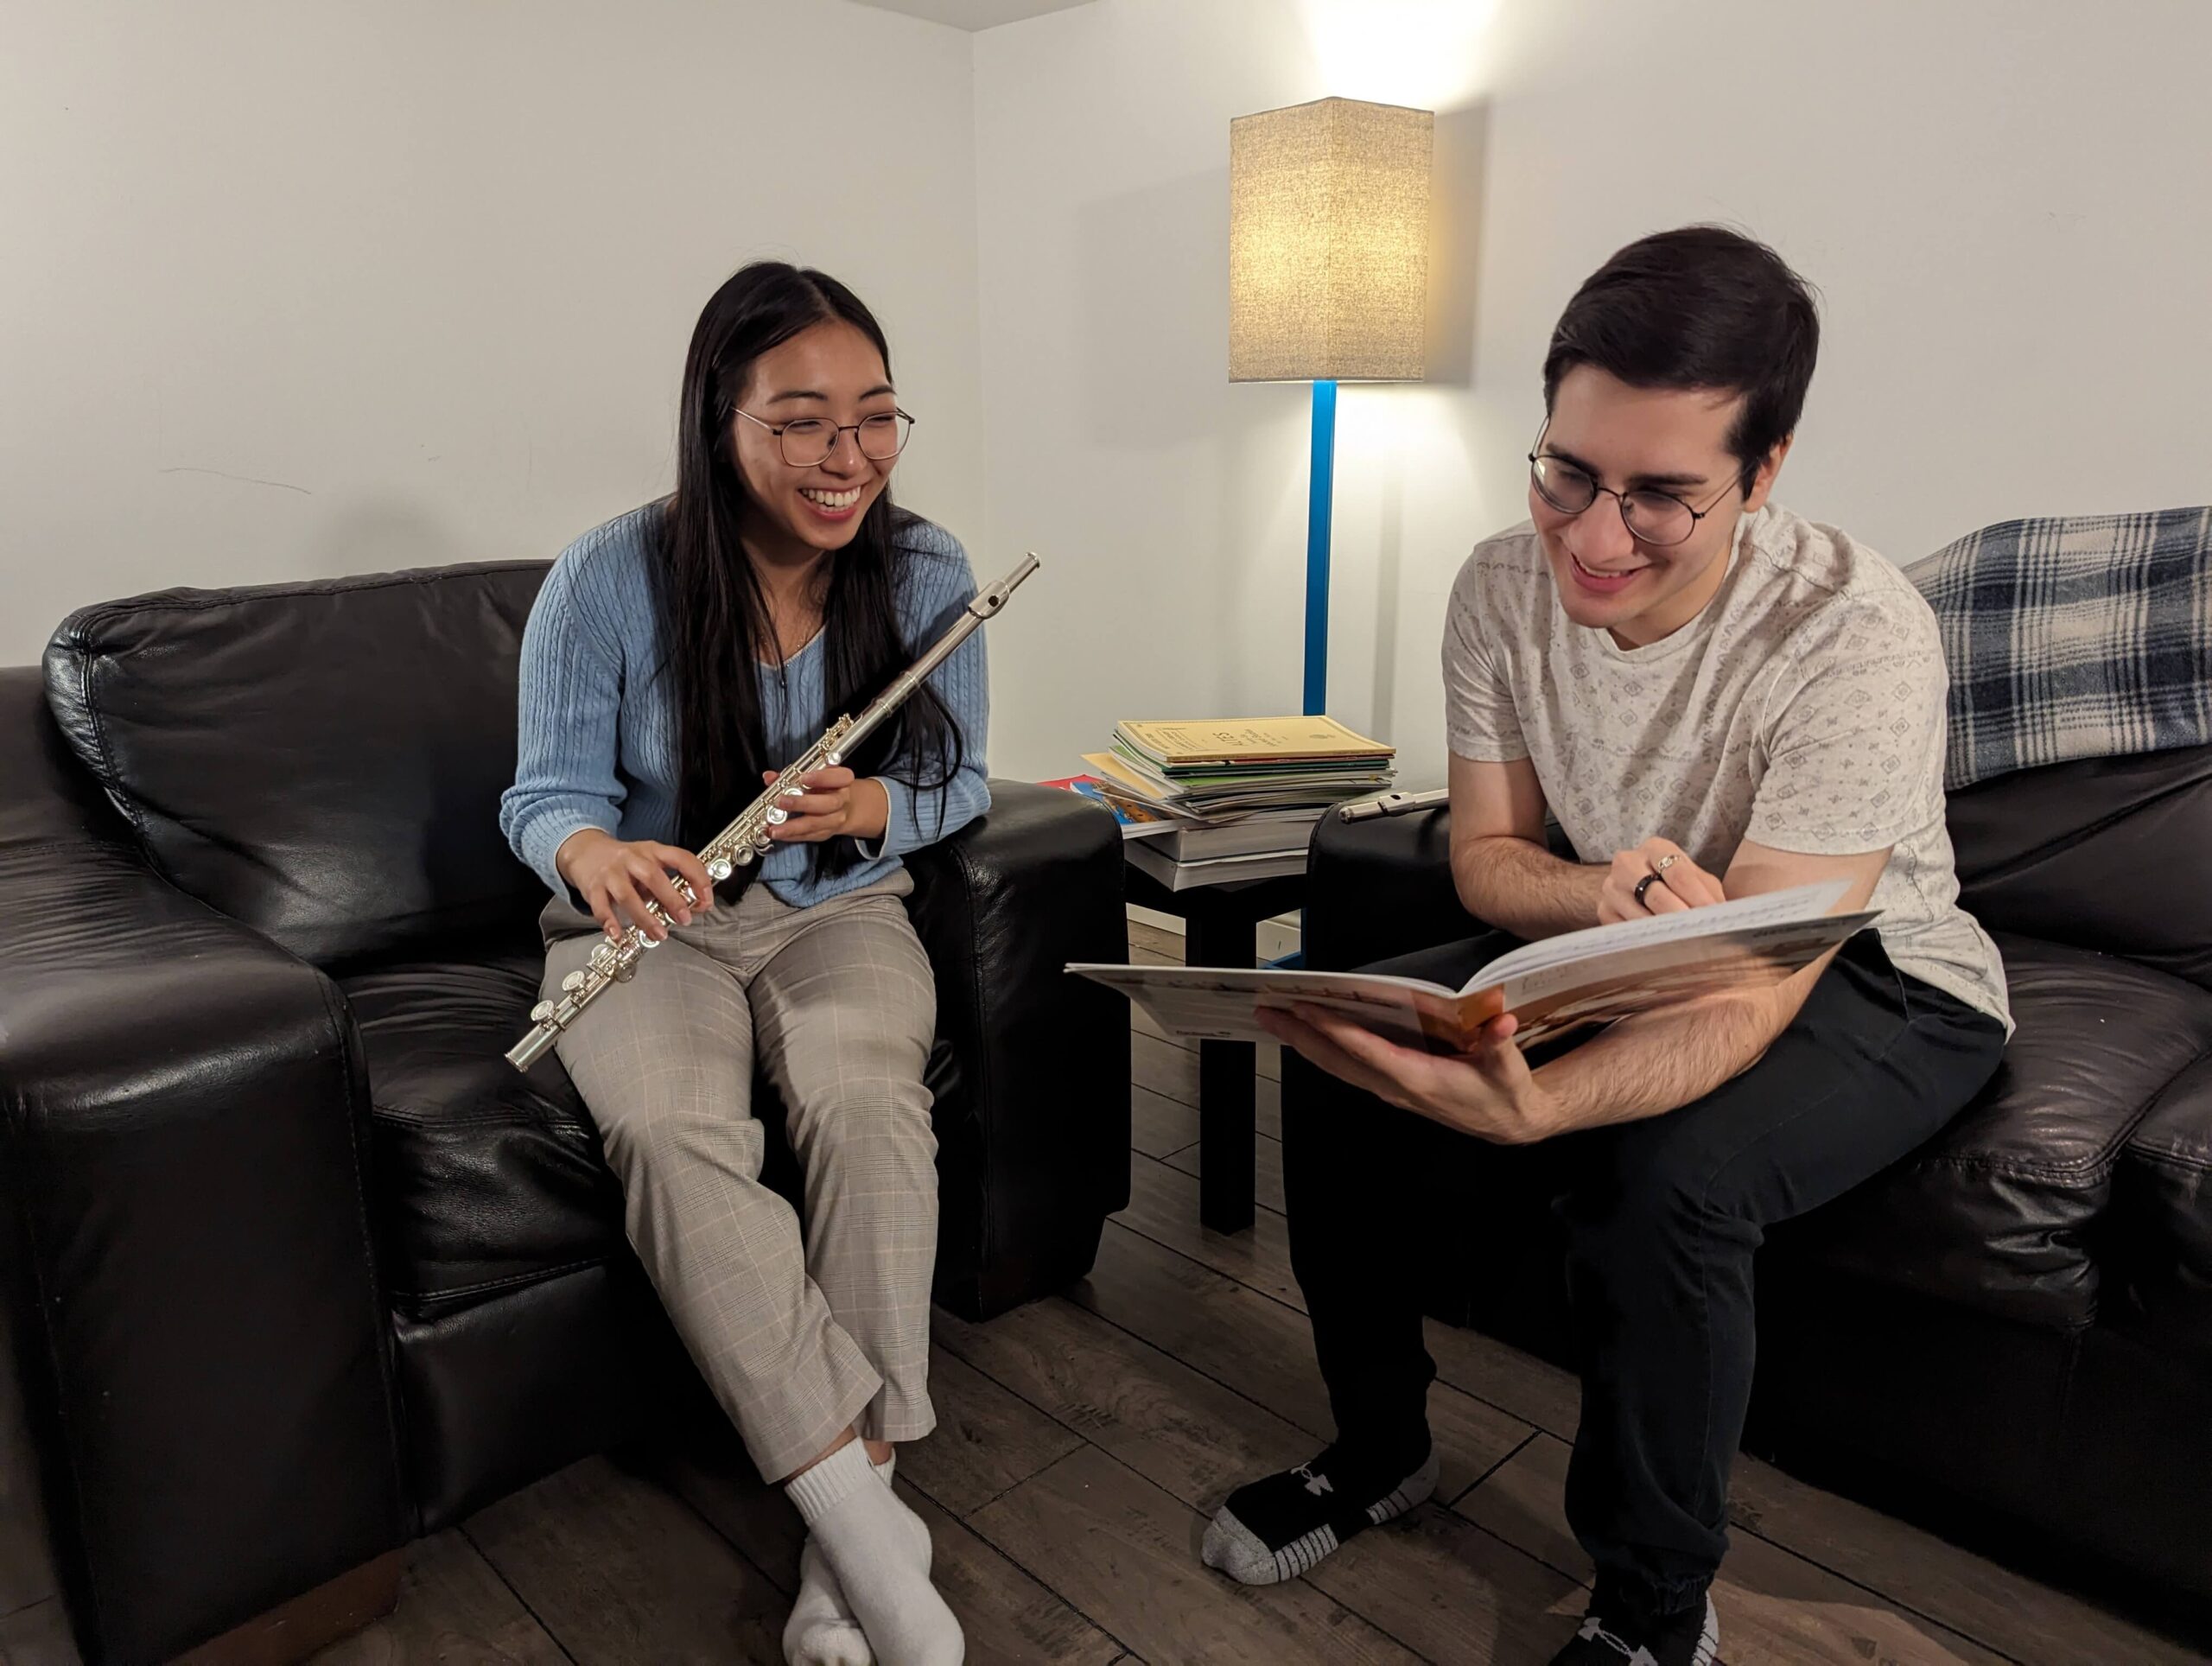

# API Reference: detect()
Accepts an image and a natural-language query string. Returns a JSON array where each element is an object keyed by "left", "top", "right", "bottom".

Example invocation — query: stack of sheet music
[{"left": 1060, "top": 715, "right": 1395, "bottom": 889}]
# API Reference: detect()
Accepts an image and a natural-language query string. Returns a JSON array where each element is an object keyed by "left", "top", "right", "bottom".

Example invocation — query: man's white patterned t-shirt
[{"left": 1441, "top": 503, "right": 2010, "bottom": 1029}]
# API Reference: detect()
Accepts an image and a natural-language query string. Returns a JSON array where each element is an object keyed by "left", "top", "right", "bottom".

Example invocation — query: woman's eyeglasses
[{"left": 736, "top": 408, "right": 915, "bottom": 467}]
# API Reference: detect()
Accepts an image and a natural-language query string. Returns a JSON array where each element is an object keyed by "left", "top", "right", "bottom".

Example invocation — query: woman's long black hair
[{"left": 652, "top": 261, "right": 965, "bottom": 890}]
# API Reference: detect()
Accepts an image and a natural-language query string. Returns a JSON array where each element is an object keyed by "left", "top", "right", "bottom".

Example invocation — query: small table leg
[{"left": 1188, "top": 908, "right": 1257, "bottom": 1235}]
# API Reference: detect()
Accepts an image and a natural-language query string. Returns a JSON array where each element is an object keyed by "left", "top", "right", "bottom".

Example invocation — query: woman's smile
[{"left": 798, "top": 484, "right": 866, "bottom": 521}]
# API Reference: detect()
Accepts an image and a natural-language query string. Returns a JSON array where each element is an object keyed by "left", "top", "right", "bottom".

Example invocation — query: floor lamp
[{"left": 1230, "top": 97, "right": 1432, "bottom": 716}]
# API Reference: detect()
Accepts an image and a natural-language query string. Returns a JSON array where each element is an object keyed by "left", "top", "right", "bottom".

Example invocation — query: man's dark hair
[{"left": 1542, "top": 226, "right": 1820, "bottom": 491}]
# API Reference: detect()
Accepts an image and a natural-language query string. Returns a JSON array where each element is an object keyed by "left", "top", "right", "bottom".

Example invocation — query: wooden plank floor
[{"left": 3, "top": 918, "right": 2202, "bottom": 1664}]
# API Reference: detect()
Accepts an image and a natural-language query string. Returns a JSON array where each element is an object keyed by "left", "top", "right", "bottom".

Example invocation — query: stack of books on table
[{"left": 1051, "top": 715, "right": 1395, "bottom": 891}]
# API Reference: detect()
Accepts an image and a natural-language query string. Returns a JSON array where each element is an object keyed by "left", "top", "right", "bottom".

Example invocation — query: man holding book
[{"left": 1200, "top": 227, "right": 2012, "bottom": 1666}]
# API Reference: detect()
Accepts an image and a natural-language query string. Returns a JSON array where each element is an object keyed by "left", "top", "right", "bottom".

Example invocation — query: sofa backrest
[
  {"left": 1909, "top": 506, "right": 2211, "bottom": 991},
  {"left": 1945, "top": 741, "right": 2212, "bottom": 992},
  {"left": 43, "top": 562, "right": 553, "bottom": 968}
]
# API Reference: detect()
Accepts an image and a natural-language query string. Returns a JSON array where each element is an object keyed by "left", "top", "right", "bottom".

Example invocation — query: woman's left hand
[
  {"left": 763, "top": 767, "right": 892, "bottom": 843},
  {"left": 1256, "top": 1002, "right": 1567, "bottom": 1146}
]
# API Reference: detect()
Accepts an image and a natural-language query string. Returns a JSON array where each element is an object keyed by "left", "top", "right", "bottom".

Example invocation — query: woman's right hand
[{"left": 555, "top": 830, "right": 715, "bottom": 941}]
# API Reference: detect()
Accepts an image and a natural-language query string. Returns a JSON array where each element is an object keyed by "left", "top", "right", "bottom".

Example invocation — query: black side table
[{"left": 1121, "top": 862, "right": 1306, "bottom": 1233}]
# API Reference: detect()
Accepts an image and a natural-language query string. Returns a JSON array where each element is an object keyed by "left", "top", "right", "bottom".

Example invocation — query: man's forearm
[
  {"left": 1534, "top": 982, "right": 1796, "bottom": 1133},
  {"left": 1452, "top": 835, "right": 1607, "bottom": 940}
]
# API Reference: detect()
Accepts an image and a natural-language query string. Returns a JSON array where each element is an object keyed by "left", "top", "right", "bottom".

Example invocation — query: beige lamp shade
[{"left": 1230, "top": 97, "right": 1433, "bottom": 383}]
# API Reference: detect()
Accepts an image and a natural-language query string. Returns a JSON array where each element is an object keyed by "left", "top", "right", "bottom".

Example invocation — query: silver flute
[
  {"left": 506, "top": 551, "right": 1040, "bottom": 1073},
  {"left": 1337, "top": 787, "right": 1450, "bottom": 823}
]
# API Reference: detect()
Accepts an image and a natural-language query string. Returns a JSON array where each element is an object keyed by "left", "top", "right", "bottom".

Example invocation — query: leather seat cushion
[
  {"left": 1770, "top": 934, "right": 2212, "bottom": 1330},
  {"left": 344, "top": 948, "right": 628, "bottom": 1319},
  {"left": 2113, "top": 1053, "right": 2212, "bottom": 1356},
  {"left": 344, "top": 947, "right": 960, "bottom": 1320}
]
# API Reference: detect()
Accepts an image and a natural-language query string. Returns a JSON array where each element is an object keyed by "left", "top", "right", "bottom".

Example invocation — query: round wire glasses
[
  {"left": 736, "top": 407, "right": 915, "bottom": 467},
  {"left": 1528, "top": 425, "right": 1738, "bottom": 547}
]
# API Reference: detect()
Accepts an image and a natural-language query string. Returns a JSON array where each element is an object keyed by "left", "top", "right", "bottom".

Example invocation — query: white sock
[
  {"left": 785, "top": 1453, "right": 918, "bottom": 1666},
  {"left": 785, "top": 1443, "right": 960, "bottom": 1666}
]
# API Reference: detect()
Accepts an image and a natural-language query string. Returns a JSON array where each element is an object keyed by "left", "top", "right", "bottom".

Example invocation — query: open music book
[{"left": 1069, "top": 881, "right": 1875, "bottom": 1053}]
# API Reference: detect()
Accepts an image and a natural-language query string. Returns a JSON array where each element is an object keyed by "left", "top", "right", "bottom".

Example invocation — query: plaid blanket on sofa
[{"left": 1910, "top": 505, "right": 2212, "bottom": 791}]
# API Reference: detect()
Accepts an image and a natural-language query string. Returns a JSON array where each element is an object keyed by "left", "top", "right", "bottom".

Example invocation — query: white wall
[
  {"left": 13, "top": 0, "right": 2212, "bottom": 784},
  {"left": 973, "top": 0, "right": 2212, "bottom": 788},
  {"left": 0, "top": 0, "right": 984, "bottom": 668}
]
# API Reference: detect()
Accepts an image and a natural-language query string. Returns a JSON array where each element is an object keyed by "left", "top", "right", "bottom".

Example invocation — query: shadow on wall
[
  {"left": 1370, "top": 467, "right": 1406, "bottom": 741},
  {"left": 1072, "top": 164, "right": 1230, "bottom": 454},
  {"left": 1072, "top": 163, "right": 1301, "bottom": 712},
  {"left": 308, "top": 498, "right": 472, "bottom": 582},
  {"left": 20, "top": 492, "right": 482, "bottom": 669},
  {"left": 1379, "top": 98, "right": 1490, "bottom": 745},
  {"left": 1428, "top": 99, "right": 1492, "bottom": 391}
]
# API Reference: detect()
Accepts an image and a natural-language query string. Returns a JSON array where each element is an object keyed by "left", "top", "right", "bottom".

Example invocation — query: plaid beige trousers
[{"left": 539, "top": 868, "right": 938, "bottom": 1480}]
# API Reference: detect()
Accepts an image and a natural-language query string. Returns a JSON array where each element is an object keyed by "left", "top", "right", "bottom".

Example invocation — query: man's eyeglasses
[
  {"left": 1527, "top": 424, "right": 1738, "bottom": 548},
  {"left": 736, "top": 407, "right": 915, "bottom": 467}
]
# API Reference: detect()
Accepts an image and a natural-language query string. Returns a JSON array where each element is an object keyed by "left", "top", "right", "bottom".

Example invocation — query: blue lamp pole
[{"left": 1302, "top": 378, "right": 1338, "bottom": 717}]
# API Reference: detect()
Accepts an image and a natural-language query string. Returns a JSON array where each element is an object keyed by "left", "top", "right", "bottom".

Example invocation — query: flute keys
[
  {"left": 530, "top": 1001, "right": 555, "bottom": 1023},
  {"left": 561, "top": 970, "right": 588, "bottom": 993},
  {"left": 707, "top": 858, "right": 732, "bottom": 881}
]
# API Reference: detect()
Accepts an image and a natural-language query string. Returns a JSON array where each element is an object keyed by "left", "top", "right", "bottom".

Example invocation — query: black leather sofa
[
  {"left": 1300, "top": 740, "right": 2212, "bottom": 1620},
  {"left": 0, "top": 561, "right": 1130, "bottom": 1664}
]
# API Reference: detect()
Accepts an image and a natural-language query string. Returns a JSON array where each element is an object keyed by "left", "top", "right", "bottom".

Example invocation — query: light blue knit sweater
[{"left": 499, "top": 502, "right": 991, "bottom": 907}]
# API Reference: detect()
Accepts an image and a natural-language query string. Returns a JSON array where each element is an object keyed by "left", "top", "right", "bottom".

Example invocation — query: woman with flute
[{"left": 500, "top": 261, "right": 982, "bottom": 1666}]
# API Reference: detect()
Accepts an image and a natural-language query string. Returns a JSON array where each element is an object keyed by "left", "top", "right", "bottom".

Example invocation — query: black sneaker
[
  {"left": 1549, "top": 1593, "right": 1719, "bottom": 1666},
  {"left": 1201, "top": 1440, "right": 1440, "bottom": 1585}
]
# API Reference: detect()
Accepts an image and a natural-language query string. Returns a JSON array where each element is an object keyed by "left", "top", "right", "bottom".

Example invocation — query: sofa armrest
[
  {"left": 1305, "top": 803, "right": 1475, "bottom": 972},
  {"left": 0, "top": 676, "right": 406, "bottom": 1663},
  {"left": 1305, "top": 804, "right": 1589, "bottom": 972},
  {"left": 905, "top": 780, "right": 1129, "bottom": 1319},
  {"left": 0, "top": 1282, "right": 61, "bottom": 1621}
]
